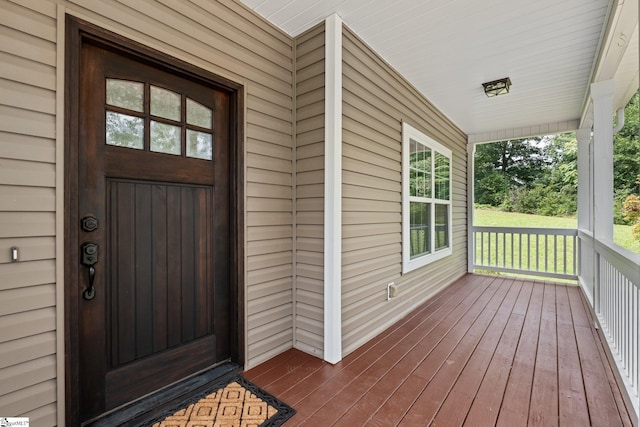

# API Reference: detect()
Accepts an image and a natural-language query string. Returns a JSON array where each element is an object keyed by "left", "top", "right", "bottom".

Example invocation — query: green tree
[
  {"left": 614, "top": 91, "right": 639, "bottom": 225},
  {"left": 475, "top": 133, "right": 578, "bottom": 216},
  {"left": 622, "top": 177, "right": 640, "bottom": 240},
  {"left": 541, "top": 133, "right": 578, "bottom": 215},
  {"left": 614, "top": 92, "right": 640, "bottom": 195},
  {"left": 475, "top": 90, "right": 638, "bottom": 221},
  {"left": 474, "top": 137, "right": 547, "bottom": 206}
]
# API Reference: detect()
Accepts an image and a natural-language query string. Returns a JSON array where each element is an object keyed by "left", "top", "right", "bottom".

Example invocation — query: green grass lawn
[{"left": 474, "top": 208, "right": 640, "bottom": 255}]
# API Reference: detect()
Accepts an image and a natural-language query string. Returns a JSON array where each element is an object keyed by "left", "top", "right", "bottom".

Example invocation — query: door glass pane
[
  {"left": 106, "top": 79, "right": 144, "bottom": 112},
  {"left": 150, "top": 121, "right": 181, "bottom": 155},
  {"left": 187, "top": 130, "right": 213, "bottom": 160},
  {"left": 435, "top": 204, "right": 449, "bottom": 250},
  {"left": 150, "top": 86, "right": 181, "bottom": 121},
  {"left": 187, "top": 98, "right": 212, "bottom": 129},
  {"left": 434, "top": 152, "right": 450, "bottom": 200},
  {"left": 410, "top": 201, "right": 430, "bottom": 258},
  {"left": 106, "top": 111, "right": 144, "bottom": 149}
]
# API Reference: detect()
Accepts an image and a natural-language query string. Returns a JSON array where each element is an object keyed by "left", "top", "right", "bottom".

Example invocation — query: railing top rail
[
  {"left": 472, "top": 226, "right": 578, "bottom": 236},
  {"left": 577, "top": 229, "right": 640, "bottom": 287},
  {"left": 595, "top": 240, "right": 640, "bottom": 288}
]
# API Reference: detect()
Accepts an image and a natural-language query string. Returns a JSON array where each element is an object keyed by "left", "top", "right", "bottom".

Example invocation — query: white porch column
[
  {"left": 590, "top": 80, "right": 615, "bottom": 242},
  {"left": 576, "top": 127, "right": 594, "bottom": 298},
  {"left": 576, "top": 128, "right": 592, "bottom": 232},
  {"left": 467, "top": 143, "right": 476, "bottom": 273}
]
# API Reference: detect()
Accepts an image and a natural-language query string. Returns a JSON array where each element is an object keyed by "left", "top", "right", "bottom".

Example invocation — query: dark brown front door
[{"left": 75, "top": 38, "right": 233, "bottom": 422}]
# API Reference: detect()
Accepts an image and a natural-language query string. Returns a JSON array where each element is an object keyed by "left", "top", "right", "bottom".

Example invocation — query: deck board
[
  {"left": 556, "top": 286, "right": 591, "bottom": 426},
  {"left": 429, "top": 279, "right": 525, "bottom": 426},
  {"left": 528, "top": 284, "right": 559, "bottom": 426},
  {"left": 244, "top": 274, "right": 635, "bottom": 426}
]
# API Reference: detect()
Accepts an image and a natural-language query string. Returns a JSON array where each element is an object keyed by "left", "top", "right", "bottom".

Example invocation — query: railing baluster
[
  {"left": 536, "top": 234, "right": 540, "bottom": 272},
  {"left": 528, "top": 233, "right": 531, "bottom": 272},
  {"left": 553, "top": 235, "right": 557, "bottom": 273},
  {"left": 572, "top": 236, "right": 582, "bottom": 276},
  {"left": 563, "top": 235, "right": 567, "bottom": 274},
  {"left": 502, "top": 232, "right": 506, "bottom": 268},
  {"left": 518, "top": 233, "right": 522, "bottom": 270},
  {"left": 544, "top": 234, "right": 548, "bottom": 273},
  {"left": 510, "top": 232, "right": 514, "bottom": 269}
]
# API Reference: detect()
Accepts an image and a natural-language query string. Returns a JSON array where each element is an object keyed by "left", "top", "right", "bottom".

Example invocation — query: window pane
[
  {"left": 150, "top": 86, "right": 181, "bottom": 121},
  {"left": 106, "top": 111, "right": 144, "bottom": 149},
  {"left": 106, "top": 79, "right": 143, "bottom": 112},
  {"left": 150, "top": 121, "right": 181, "bottom": 155},
  {"left": 187, "top": 98, "right": 212, "bottom": 128},
  {"left": 435, "top": 204, "right": 449, "bottom": 250},
  {"left": 410, "top": 201, "right": 430, "bottom": 258},
  {"left": 187, "top": 130, "right": 212, "bottom": 160},
  {"left": 423, "top": 148, "right": 432, "bottom": 197},
  {"left": 434, "top": 152, "right": 450, "bottom": 200},
  {"left": 410, "top": 168, "right": 418, "bottom": 197},
  {"left": 410, "top": 139, "right": 431, "bottom": 198}
]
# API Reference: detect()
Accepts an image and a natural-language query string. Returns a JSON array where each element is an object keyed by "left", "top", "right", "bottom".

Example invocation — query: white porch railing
[
  {"left": 579, "top": 230, "right": 640, "bottom": 416},
  {"left": 472, "top": 226, "right": 578, "bottom": 281}
]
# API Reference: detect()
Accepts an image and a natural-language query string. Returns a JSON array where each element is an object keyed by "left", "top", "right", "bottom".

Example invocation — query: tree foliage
[
  {"left": 474, "top": 134, "right": 576, "bottom": 216},
  {"left": 614, "top": 92, "right": 640, "bottom": 195},
  {"left": 475, "top": 91, "right": 639, "bottom": 225},
  {"left": 622, "top": 174, "right": 640, "bottom": 241},
  {"left": 474, "top": 137, "right": 546, "bottom": 206}
]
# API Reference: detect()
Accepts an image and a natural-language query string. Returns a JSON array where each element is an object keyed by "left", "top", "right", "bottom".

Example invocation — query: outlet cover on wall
[{"left": 387, "top": 282, "right": 398, "bottom": 300}]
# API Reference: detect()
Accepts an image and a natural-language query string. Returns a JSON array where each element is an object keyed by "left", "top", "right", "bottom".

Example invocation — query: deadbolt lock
[{"left": 81, "top": 215, "right": 99, "bottom": 232}]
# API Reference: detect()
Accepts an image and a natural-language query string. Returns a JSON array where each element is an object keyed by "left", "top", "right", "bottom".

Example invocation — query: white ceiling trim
[
  {"left": 580, "top": 0, "right": 639, "bottom": 129},
  {"left": 468, "top": 120, "right": 581, "bottom": 145}
]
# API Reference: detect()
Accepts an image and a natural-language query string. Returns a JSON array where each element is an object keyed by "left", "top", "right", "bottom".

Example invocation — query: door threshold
[{"left": 85, "top": 361, "right": 241, "bottom": 426}]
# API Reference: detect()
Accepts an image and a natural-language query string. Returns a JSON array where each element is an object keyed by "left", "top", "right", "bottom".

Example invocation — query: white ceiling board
[{"left": 239, "top": 0, "right": 632, "bottom": 136}]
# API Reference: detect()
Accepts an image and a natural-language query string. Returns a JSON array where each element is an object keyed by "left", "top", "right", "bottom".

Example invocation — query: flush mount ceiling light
[{"left": 482, "top": 77, "right": 512, "bottom": 97}]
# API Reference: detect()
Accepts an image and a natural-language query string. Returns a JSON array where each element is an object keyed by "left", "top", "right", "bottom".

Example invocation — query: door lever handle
[
  {"left": 84, "top": 266, "right": 96, "bottom": 300},
  {"left": 81, "top": 242, "right": 98, "bottom": 300}
]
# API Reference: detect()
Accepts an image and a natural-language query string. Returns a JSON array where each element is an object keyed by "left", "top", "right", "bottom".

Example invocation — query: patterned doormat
[{"left": 149, "top": 375, "right": 295, "bottom": 427}]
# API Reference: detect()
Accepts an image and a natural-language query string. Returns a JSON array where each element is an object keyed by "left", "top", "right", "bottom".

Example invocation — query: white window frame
[{"left": 402, "top": 122, "right": 453, "bottom": 273}]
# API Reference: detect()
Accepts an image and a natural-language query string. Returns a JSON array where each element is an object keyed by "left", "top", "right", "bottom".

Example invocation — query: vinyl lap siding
[
  {"left": 294, "top": 23, "right": 325, "bottom": 357},
  {"left": 0, "top": 0, "right": 58, "bottom": 424},
  {"left": 341, "top": 27, "right": 468, "bottom": 356}
]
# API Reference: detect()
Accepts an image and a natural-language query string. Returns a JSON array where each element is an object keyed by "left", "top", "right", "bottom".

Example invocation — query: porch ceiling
[{"left": 240, "top": 0, "right": 638, "bottom": 141}]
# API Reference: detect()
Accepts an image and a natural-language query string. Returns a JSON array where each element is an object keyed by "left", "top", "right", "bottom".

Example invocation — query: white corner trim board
[{"left": 323, "top": 13, "right": 343, "bottom": 364}]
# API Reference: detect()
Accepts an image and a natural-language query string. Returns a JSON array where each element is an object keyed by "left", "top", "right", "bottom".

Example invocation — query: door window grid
[{"left": 105, "top": 78, "right": 214, "bottom": 160}]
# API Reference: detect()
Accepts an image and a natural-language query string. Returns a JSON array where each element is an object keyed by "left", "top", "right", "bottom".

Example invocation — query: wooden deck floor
[{"left": 244, "top": 274, "right": 635, "bottom": 426}]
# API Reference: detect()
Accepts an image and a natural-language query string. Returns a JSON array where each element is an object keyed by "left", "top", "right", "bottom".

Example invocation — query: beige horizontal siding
[
  {"left": 0, "top": 0, "right": 58, "bottom": 421},
  {"left": 0, "top": 52, "right": 55, "bottom": 92},
  {"left": 0, "top": 1, "right": 56, "bottom": 42},
  {"left": 0, "top": 379, "right": 56, "bottom": 417},
  {"left": 341, "top": 25, "right": 467, "bottom": 356},
  {"left": 0, "top": 186, "right": 55, "bottom": 212},
  {"left": 294, "top": 22, "right": 325, "bottom": 357}
]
